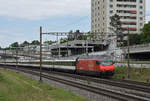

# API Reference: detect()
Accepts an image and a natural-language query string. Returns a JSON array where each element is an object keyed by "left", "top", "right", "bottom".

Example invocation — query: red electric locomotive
[{"left": 75, "top": 55, "right": 115, "bottom": 77}]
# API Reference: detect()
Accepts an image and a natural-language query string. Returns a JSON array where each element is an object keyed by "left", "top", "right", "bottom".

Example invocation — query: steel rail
[
  {"left": 0, "top": 64, "right": 150, "bottom": 101},
  {"left": 1, "top": 64, "right": 150, "bottom": 91},
  {"left": 2, "top": 66, "right": 149, "bottom": 101}
]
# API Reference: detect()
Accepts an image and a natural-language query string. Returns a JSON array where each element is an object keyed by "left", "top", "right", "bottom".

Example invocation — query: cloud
[
  {"left": 0, "top": 0, "right": 90, "bottom": 20},
  {"left": 146, "top": 9, "right": 150, "bottom": 23},
  {"left": 0, "top": 34, "right": 18, "bottom": 48},
  {"left": 146, "top": 16, "right": 150, "bottom": 23},
  {"left": 0, "top": 28, "right": 35, "bottom": 47},
  {"left": 0, "top": 0, "right": 150, "bottom": 21}
]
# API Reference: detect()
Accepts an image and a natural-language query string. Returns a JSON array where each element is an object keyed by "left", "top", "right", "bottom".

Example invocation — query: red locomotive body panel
[
  {"left": 77, "top": 59, "right": 98, "bottom": 72},
  {"left": 76, "top": 58, "right": 115, "bottom": 76}
]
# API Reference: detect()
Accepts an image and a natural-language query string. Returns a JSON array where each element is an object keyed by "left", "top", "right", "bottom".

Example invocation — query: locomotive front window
[{"left": 96, "top": 61, "right": 114, "bottom": 66}]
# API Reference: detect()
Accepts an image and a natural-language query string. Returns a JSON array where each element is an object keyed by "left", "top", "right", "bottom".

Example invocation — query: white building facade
[{"left": 91, "top": 0, "right": 146, "bottom": 38}]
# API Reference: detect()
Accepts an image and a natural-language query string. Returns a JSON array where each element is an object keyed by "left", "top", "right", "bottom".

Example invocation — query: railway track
[
  {"left": 0, "top": 64, "right": 150, "bottom": 101},
  {"left": 17, "top": 64, "right": 150, "bottom": 94},
  {"left": 31, "top": 66, "right": 150, "bottom": 99}
]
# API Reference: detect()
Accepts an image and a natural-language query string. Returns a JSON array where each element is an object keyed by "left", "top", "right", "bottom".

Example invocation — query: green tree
[
  {"left": 110, "top": 14, "right": 124, "bottom": 41},
  {"left": 87, "top": 32, "right": 94, "bottom": 40},
  {"left": 121, "top": 22, "right": 150, "bottom": 46},
  {"left": 129, "top": 34, "right": 141, "bottom": 45},
  {"left": 4, "top": 47, "right": 10, "bottom": 50},
  {"left": 60, "top": 38, "right": 67, "bottom": 44},
  {"left": 141, "top": 21, "right": 150, "bottom": 43},
  {"left": 82, "top": 32, "right": 94, "bottom": 40},
  {"left": 10, "top": 42, "right": 19, "bottom": 48},
  {"left": 82, "top": 35, "right": 88, "bottom": 40},
  {"left": 30, "top": 40, "right": 40, "bottom": 45},
  {"left": 44, "top": 40, "right": 55, "bottom": 45},
  {"left": 68, "top": 30, "right": 73, "bottom": 41},
  {"left": 20, "top": 41, "right": 30, "bottom": 47}
]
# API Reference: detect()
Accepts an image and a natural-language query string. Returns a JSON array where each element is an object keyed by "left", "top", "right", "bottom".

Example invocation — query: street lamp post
[{"left": 39, "top": 26, "right": 43, "bottom": 82}]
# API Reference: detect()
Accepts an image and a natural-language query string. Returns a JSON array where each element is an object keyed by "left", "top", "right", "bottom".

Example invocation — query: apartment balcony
[
  {"left": 121, "top": 21, "right": 136, "bottom": 24},
  {"left": 117, "top": 2, "right": 138, "bottom": 6},
  {"left": 122, "top": 27, "right": 137, "bottom": 31},
  {"left": 117, "top": 10, "right": 137, "bottom": 14},
  {"left": 120, "top": 19, "right": 137, "bottom": 22},
  {"left": 117, "top": 7, "right": 136, "bottom": 11}
]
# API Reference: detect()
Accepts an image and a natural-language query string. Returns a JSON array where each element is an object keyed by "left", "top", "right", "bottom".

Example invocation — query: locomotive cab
[{"left": 96, "top": 60, "right": 115, "bottom": 76}]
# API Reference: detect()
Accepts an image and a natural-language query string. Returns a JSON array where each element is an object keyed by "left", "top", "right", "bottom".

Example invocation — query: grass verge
[
  {"left": 0, "top": 69, "right": 89, "bottom": 101},
  {"left": 113, "top": 66, "right": 150, "bottom": 83}
]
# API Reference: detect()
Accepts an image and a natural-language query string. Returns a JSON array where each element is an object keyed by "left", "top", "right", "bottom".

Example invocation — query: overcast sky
[{"left": 0, "top": 0, "right": 150, "bottom": 48}]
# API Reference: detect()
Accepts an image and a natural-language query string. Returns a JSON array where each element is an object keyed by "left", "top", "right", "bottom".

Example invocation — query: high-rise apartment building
[{"left": 91, "top": 0, "right": 145, "bottom": 39}]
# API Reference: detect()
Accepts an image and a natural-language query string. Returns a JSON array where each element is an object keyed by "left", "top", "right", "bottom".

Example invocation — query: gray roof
[{"left": 78, "top": 55, "right": 112, "bottom": 59}]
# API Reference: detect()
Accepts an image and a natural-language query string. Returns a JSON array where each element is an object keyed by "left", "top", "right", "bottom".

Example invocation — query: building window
[
  {"left": 140, "top": 11, "right": 143, "bottom": 15},
  {"left": 95, "top": 1, "right": 97, "bottom": 5},
  {"left": 110, "top": 4, "right": 113, "bottom": 8},
  {"left": 140, "top": 6, "right": 143, "bottom": 9},
  {"left": 117, "top": 0, "right": 136, "bottom": 2},
  {"left": 117, "top": 4, "right": 136, "bottom": 8},
  {"left": 140, "top": 0, "right": 143, "bottom": 3},
  {"left": 110, "top": 10, "right": 113, "bottom": 14},
  {"left": 95, "top": 13, "right": 97, "bottom": 16},
  {"left": 140, "top": 17, "right": 143, "bottom": 20}
]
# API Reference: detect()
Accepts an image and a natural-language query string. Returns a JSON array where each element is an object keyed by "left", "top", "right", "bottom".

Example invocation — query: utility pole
[
  {"left": 39, "top": 26, "right": 43, "bottom": 82},
  {"left": 127, "top": 27, "right": 130, "bottom": 79}
]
